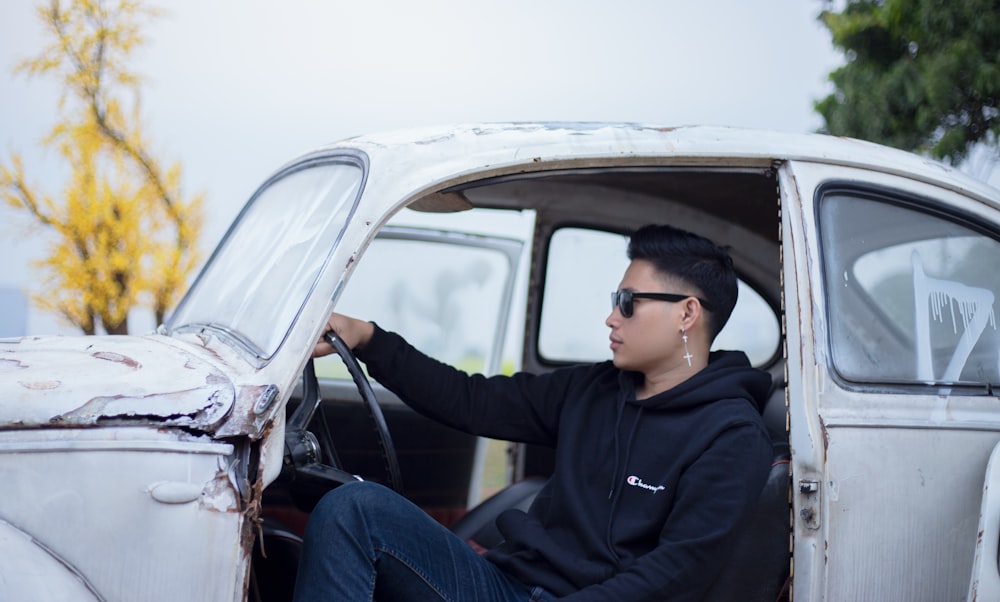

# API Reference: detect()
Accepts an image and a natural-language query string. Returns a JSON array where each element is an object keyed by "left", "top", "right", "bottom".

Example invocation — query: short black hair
[{"left": 627, "top": 224, "right": 738, "bottom": 340}]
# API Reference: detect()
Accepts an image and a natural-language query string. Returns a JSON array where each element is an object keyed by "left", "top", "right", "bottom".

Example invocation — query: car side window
[
  {"left": 538, "top": 227, "right": 780, "bottom": 367},
  {"left": 819, "top": 191, "right": 1000, "bottom": 388},
  {"left": 316, "top": 228, "right": 519, "bottom": 378}
]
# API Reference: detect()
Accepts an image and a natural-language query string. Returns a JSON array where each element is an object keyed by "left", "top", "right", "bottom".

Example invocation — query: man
[{"left": 294, "top": 224, "right": 773, "bottom": 601}]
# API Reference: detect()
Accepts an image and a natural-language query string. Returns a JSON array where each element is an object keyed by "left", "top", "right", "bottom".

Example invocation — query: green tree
[
  {"left": 0, "top": 0, "right": 202, "bottom": 335},
  {"left": 815, "top": 0, "right": 1000, "bottom": 165}
]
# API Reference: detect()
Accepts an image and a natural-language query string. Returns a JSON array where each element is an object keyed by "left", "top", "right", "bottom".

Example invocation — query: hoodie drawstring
[
  {"left": 608, "top": 389, "right": 627, "bottom": 500},
  {"left": 606, "top": 406, "right": 644, "bottom": 562}
]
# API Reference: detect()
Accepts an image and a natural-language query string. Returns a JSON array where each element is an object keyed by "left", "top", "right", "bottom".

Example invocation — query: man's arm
[{"left": 315, "top": 313, "right": 570, "bottom": 445}]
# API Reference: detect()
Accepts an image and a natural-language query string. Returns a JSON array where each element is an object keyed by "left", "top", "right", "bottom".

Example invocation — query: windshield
[{"left": 169, "top": 158, "right": 364, "bottom": 359}]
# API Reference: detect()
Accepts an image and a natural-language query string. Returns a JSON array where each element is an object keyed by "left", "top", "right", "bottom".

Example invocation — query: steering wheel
[{"left": 283, "top": 332, "right": 403, "bottom": 494}]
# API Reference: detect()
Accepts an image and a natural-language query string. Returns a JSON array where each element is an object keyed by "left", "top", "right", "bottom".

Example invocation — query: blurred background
[{"left": 1, "top": 0, "right": 996, "bottom": 336}]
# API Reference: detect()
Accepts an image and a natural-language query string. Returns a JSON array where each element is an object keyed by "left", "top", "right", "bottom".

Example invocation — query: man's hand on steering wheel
[
  {"left": 292, "top": 312, "right": 404, "bottom": 494},
  {"left": 313, "top": 313, "right": 374, "bottom": 357}
]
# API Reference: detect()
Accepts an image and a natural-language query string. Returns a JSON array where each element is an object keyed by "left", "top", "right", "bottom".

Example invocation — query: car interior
[{"left": 250, "top": 164, "right": 792, "bottom": 602}]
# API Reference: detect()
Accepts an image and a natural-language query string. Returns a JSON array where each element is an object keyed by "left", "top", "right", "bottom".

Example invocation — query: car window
[
  {"left": 170, "top": 160, "right": 363, "bottom": 359},
  {"left": 819, "top": 191, "right": 1000, "bottom": 388},
  {"left": 316, "top": 227, "right": 521, "bottom": 379},
  {"left": 538, "top": 227, "right": 780, "bottom": 366}
]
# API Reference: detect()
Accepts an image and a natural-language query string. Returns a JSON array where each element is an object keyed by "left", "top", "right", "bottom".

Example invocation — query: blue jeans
[{"left": 293, "top": 481, "right": 552, "bottom": 601}]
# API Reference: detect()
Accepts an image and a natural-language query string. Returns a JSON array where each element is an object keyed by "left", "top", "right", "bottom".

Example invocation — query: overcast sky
[{"left": 1, "top": 0, "right": 847, "bottom": 334}]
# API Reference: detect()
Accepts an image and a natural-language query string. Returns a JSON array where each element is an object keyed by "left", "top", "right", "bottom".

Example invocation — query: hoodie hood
[{"left": 622, "top": 349, "right": 772, "bottom": 413}]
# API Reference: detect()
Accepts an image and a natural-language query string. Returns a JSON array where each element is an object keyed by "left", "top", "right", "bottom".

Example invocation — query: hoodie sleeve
[
  {"left": 355, "top": 323, "right": 573, "bottom": 445},
  {"left": 556, "top": 421, "right": 773, "bottom": 602}
]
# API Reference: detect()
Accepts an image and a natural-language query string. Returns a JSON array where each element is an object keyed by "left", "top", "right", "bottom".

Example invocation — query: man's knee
[{"left": 308, "top": 481, "right": 393, "bottom": 531}]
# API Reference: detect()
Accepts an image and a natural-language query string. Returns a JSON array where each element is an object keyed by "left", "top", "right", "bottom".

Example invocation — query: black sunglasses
[{"left": 611, "top": 289, "right": 714, "bottom": 318}]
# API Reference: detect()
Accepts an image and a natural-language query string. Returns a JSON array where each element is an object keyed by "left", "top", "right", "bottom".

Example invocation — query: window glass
[
  {"left": 820, "top": 193, "right": 1000, "bottom": 386},
  {"left": 316, "top": 231, "right": 517, "bottom": 378},
  {"left": 169, "top": 160, "right": 362, "bottom": 358},
  {"left": 538, "top": 228, "right": 780, "bottom": 366}
]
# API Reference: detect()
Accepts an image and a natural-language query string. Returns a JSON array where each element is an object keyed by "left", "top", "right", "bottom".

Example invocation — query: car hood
[{"left": 0, "top": 335, "right": 235, "bottom": 430}]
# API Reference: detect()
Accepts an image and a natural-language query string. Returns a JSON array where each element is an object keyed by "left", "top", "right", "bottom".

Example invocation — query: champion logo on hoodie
[{"left": 626, "top": 475, "right": 665, "bottom": 494}]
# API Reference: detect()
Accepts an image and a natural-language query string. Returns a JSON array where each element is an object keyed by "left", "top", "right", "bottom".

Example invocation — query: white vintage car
[{"left": 2, "top": 124, "right": 999, "bottom": 601}]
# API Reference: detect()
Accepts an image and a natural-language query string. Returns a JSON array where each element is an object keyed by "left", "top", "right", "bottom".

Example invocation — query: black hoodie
[{"left": 357, "top": 324, "right": 774, "bottom": 601}]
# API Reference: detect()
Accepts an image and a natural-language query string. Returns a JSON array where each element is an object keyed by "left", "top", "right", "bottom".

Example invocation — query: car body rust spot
[
  {"left": 92, "top": 351, "right": 141, "bottom": 369},
  {"left": 19, "top": 380, "right": 60, "bottom": 390}
]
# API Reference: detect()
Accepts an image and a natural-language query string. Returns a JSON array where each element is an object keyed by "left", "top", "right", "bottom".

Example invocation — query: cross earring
[{"left": 682, "top": 327, "right": 693, "bottom": 367}]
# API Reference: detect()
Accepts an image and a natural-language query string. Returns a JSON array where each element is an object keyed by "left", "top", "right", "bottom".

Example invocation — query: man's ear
[{"left": 680, "top": 297, "right": 702, "bottom": 330}]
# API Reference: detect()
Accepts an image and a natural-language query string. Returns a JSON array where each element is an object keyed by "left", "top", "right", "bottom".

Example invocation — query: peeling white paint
[{"left": 0, "top": 335, "right": 234, "bottom": 431}]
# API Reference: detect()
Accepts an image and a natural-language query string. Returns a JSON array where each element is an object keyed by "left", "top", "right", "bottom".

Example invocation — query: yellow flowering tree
[{"left": 0, "top": 0, "right": 202, "bottom": 335}]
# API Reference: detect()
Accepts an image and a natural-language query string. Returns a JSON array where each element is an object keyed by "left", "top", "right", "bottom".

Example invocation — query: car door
[{"left": 782, "top": 160, "right": 1000, "bottom": 601}]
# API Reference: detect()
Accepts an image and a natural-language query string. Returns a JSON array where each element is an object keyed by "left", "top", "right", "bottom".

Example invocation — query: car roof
[{"left": 303, "top": 123, "right": 999, "bottom": 209}]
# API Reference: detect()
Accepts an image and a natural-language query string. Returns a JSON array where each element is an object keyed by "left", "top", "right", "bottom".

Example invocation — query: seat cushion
[{"left": 450, "top": 477, "right": 547, "bottom": 549}]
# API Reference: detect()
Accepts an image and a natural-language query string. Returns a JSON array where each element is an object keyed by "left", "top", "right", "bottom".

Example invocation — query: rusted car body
[{"left": 2, "top": 123, "right": 999, "bottom": 601}]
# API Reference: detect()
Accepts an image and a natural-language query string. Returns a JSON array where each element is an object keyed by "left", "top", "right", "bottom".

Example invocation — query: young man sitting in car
[{"left": 294, "top": 224, "right": 773, "bottom": 601}]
